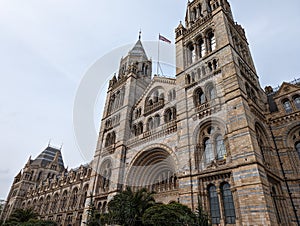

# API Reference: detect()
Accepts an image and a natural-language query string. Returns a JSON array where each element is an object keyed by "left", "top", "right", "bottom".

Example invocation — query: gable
[{"left": 274, "top": 82, "right": 300, "bottom": 99}]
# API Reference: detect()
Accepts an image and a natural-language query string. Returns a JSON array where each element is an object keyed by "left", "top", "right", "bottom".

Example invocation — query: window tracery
[
  {"left": 196, "top": 123, "right": 227, "bottom": 168},
  {"left": 105, "top": 131, "right": 116, "bottom": 147},
  {"left": 164, "top": 107, "right": 177, "bottom": 123},
  {"left": 208, "top": 185, "right": 220, "bottom": 224},
  {"left": 194, "top": 87, "right": 206, "bottom": 106},
  {"left": 283, "top": 99, "right": 293, "bottom": 114},
  {"left": 293, "top": 95, "right": 300, "bottom": 110},
  {"left": 221, "top": 183, "right": 236, "bottom": 224},
  {"left": 99, "top": 161, "right": 112, "bottom": 193}
]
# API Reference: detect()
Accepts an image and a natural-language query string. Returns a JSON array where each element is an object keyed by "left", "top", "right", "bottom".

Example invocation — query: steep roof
[
  {"left": 32, "top": 146, "right": 64, "bottom": 168},
  {"left": 128, "top": 39, "right": 148, "bottom": 59}
]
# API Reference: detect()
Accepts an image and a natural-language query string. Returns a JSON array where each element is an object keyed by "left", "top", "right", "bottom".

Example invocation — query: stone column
[{"left": 217, "top": 187, "right": 225, "bottom": 226}]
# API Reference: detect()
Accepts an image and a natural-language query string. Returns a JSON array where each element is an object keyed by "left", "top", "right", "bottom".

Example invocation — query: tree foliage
[
  {"left": 3, "top": 208, "right": 57, "bottom": 226},
  {"left": 86, "top": 194, "right": 101, "bottom": 226},
  {"left": 142, "top": 202, "right": 196, "bottom": 226},
  {"left": 108, "top": 187, "right": 155, "bottom": 226}
]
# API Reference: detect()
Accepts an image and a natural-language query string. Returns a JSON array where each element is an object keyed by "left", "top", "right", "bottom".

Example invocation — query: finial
[
  {"left": 139, "top": 30, "right": 142, "bottom": 40},
  {"left": 48, "top": 139, "right": 51, "bottom": 147},
  {"left": 60, "top": 142, "right": 63, "bottom": 150}
]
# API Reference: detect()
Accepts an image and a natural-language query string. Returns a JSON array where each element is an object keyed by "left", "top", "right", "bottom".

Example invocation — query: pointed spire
[
  {"left": 25, "top": 156, "right": 32, "bottom": 167},
  {"left": 32, "top": 145, "right": 65, "bottom": 169},
  {"left": 128, "top": 38, "right": 148, "bottom": 59},
  {"left": 15, "top": 170, "right": 22, "bottom": 179}
]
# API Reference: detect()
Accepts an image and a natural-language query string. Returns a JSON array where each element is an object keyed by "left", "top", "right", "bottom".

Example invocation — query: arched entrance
[{"left": 126, "top": 148, "right": 177, "bottom": 192}]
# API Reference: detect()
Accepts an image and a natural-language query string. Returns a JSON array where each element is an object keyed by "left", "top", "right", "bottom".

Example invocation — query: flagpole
[{"left": 157, "top": 34, "right": 160, "bottom": 76}]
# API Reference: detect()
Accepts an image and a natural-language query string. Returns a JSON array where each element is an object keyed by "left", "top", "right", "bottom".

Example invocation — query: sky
[{"left": 0, "top": 0, "right": 300, "bottom": 199}]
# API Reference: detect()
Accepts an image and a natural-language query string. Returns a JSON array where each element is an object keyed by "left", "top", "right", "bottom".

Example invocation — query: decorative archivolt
[{"left": 126, "top": 147, "right": 178, "bottom": 192}]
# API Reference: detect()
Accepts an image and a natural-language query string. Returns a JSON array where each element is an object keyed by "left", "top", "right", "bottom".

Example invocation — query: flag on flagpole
[{"left": 159, "top": 34, "right": 171, "bottom": 44}]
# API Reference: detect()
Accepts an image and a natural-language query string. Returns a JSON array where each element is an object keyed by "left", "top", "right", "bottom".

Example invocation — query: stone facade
[
  {"left": 1, "top": 146, "right": 92, "bottom": 225},
  {"left": 2, "top": 0, "right": 300, "bottom": 226}
]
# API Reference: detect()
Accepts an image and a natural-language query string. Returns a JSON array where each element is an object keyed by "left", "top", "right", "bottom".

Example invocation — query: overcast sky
[{"left": 0, "top": 0, "right": 299, "bottom": 199}]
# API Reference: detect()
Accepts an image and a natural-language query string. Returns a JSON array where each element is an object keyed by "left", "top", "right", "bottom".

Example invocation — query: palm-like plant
[
  {"left": 7, "top": 208, "right": 38, "bottom": 223},
  {"left": 108, "top": 187, "right": 155, "bottom": 226}
]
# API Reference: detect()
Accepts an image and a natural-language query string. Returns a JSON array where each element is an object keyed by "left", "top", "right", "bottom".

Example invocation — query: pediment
[
  {"left": 133, "top": 76, "right": 176, "bottom": 110},
  {"left": 274, "top": 82, "right": 300, "bottom": 99}
]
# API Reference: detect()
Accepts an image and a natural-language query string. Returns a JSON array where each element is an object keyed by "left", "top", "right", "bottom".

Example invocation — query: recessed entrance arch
[{"left": 126, "top": 148, "right": 177, "bottom": 192}]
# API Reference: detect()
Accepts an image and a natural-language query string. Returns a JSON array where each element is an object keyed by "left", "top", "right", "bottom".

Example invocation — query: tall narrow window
[
  {"left": 222, "top": 183, "right": 236, "bottom": 224},
  {"left": 294, "top": 96, "right": 300, "bottom": 110},
  {"left": 194, "top": 88, "right": 206, "bottom": 106},
  {"left": 204, "top": 138, "right": 214, "bottom": 163},
  {"left": 187, "top": 44, "right": 196, "bottom": 65},
  {"left": 154, "top": 114, "right": 160, "bottom": 128},
  {"left": 215, "top": 135, "right": 226, "bottom": 160},
  {"left": 283, "top": 100, "right": 293, "bottom": 113},
  {"left": 271, "top": 186, "right": 281, "bottom": 224},
  {"left": 296, "top": 142, "right": 300, "bottom": 159},
  {"left": 154, "top": 90, "right": 159, "bottom": 103},
  {"left": 209, "top": 185, "right": 221, "bottom": 224},
  {"left": 147, "top": 117, "right": 154, "bottom": 131},
  {"left": 208, "top": 32, "right": 216, "bottom": 52},
  {"left": 208, "top": 85, "right": 216, "bottom": 100},
  {"left": 198, "top": 38, "right": 205, "bottom": 58}
]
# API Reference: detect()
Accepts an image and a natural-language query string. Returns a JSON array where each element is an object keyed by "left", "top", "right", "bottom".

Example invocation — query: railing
[
  {"left": 195, "top": 98, "right": 222, "bottom": 118},
  {"left": 144, "top": 99, "right": 164, "bottom": 116},
  {"left": 127, "top": 120, "right": 177, "bottom": 147}
]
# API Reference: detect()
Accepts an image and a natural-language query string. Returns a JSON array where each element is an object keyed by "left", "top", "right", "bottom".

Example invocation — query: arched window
[
  {"left": 198, "top": 38, "right": 206, "bottom": 58},
  {"left": 194, "top": 88, "right": 206, "bottom": 106},
  {"left": 61, "top": 191, "right": 68, "bottom": 210},
  {"left": 80, "top": 188, "right": 88, "bottom": 208},
  {"left": 102, "top": 166, "right": 111, "bottom": 192},
  {"left": 132, "top": 124, "right": 137, "bottom": 136},
  {"left": 137, "top": 122, "right": 144, "bottom": 135},
  {"left": 51, "top": 194, "right": 59, "bottom": 213},
  {"left": 186, "top": 74, "right": 191, "bottom": 84},
  {"left": 187, "top": 43, "right": 196, "bottom": 65},
  {"left": 105, "top": 133, "right": 111, "bottom": 147},
  {"left": 164, "top": 107, "right": 176, "bottom": 123},
  {"left": 255, "top": 124, "right": 270, "bottom": 163},
  {"left": 154, "top": 90, "right": 159, "bottom": 103},
  {"left": 208, "top": 62, "right": 213, "bottom": 72},
  {"left": 193, "top": 8, "right": 197, "bottom": 20},
  {"left": 208, "top": 31, "right": 216, "bottom": 52},
  {"left": 204, "top": 138, "right": 214, "bottom": 163},
  {"left": 221, "top": 183, "right": 236, "bottom": 224},
  {"left": 296, "top": 142, "right": 300, "bottom": 159},
  {"left": 209, "top": 185, "right": 221, "bottom": 224},
  {"left": 283, "top": 99, "right": 293, "bottom": 113},
  {"left": 198, "top": 124, "right": 227, "bottom": 165},
  {"left": 207, "top": 85, "right": 216, "bottom": 100},
  {"left": 147, "top": 117, "right": 154, "bottom": 131},
  {"left": 154, "top": 114, "right": 160, "bottom": 128},
  {"left": 215, "top": 135, "right": 226, "bottom": 160},
  {"left": 271, "top": 186, "right": 281, "bottom": 224},
  {"left": 213, "top": 59, "right": 218, "bottom": 70},
  {"left": 105, "top": 132, "right": 116, "bottom": 147},
  {"left": 71, "top": 188, "right": 78, "bottom": 209},
  {"left": 293, "top": 96, "right": 300, "bottom": 110}
]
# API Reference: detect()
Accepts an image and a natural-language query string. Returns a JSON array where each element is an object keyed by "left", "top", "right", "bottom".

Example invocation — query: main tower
[{"left": 174, "top": 0, "right": 293, "bottom": 225}]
